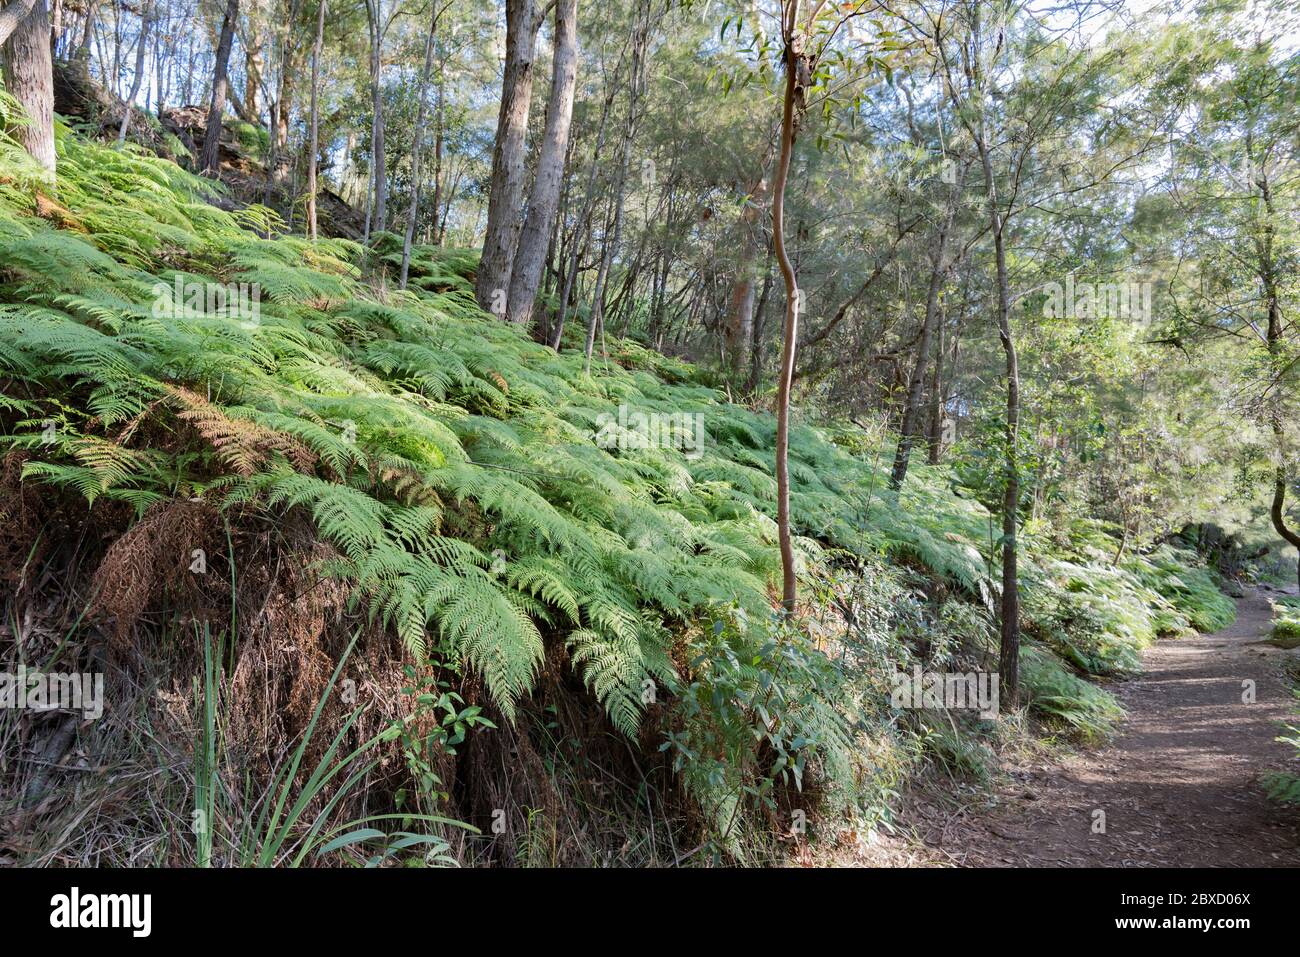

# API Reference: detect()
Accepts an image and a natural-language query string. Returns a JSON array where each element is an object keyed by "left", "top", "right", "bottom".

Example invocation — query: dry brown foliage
[
  {"left": 88, "top": 497, "right": 223, "bottom": 645},
  {"left": 166, "top": 385, "right": 316, "bottom": 475},
  {"left": 229, "top": 539, "right": 348, "bottom": 751},
  {"left": 0, "top": 451, "right": 47, "bottom": 586}
]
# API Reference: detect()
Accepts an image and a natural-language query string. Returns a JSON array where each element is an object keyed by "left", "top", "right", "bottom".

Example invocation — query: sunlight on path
[{"left": 911, "top": 590, "right": 1300, "bottom": 867}]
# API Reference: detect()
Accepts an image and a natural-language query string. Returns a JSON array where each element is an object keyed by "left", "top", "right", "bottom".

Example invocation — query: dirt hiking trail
[{"left": 904, "top": 588, "right": 1300, "bottom": 867}]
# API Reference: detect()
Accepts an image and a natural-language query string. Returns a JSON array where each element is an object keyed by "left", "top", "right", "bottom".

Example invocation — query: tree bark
[
  {"left": 551, "top": 79, "right": 618, "bottom": 349},
  {"left": 440, "top": 163, "right": 461, "bottom": 242},
  {"left": 941, "top": 3, "right": 1020, "bottom": 709},
  {"left": 305, "top": 0, "right": 325, "bottom": 240},
  {"left": 364, "top": 0, "right": 387, "bottom": 234},
  {"left": 928, "top": 264, "right": 970, "bottom": 465},
  {"left": 505, "top": 0, "right": 578, "bottom": 326},
  {"left": 1253, "top": 148, "right": 1300, "bottom": 589},
  {"left": 745, "top": 263, "right": 773, "bottom": 394},
  {"left": 1, "top": 0, "right": 55, "bottom": 171},
  {"left": 890, "top": 170, "right": 961, "bottom": 488},
  {"left": 272, "top": 0, "right": 303, "bottom": 184},
  {"left": 200, "top": 0, "right": 239, "bottom": 176},
  {"left": 245, "top": 4, "right": 265, "bottom": 120},
  {"left": 116, "top": 0, "right": 153, "bottom": 145},
  {"left": 429, "top": 64, "right": 445, "bottom": 241},
  {"left": 581, "top": 9, "right": 649, "bottom": 361},
  {"left": 154, "top": 8, "right": 168, "bottom": 118},
  {"left": 399, "top": 0, "right": 442, "bottom": 287},
  {"left": 475, "top": 0, "right": 536, "bottom": 314},
  {"left": 0, "top": 0, "right": 36, "bottom": 47},
  {"left": 582, "top": 196, "right": 617, "bottom": 368},
  {"left": 925, "top": 300, "right": 946, "bottom": 464},
  {"left": 74, "top": 0, "right": 94, "bottom": 60},
  {"left": 725, "top": 154, "right": 774, "bottom": 375},
  {"left": 976, "top": 112, "right": 1020, "bottom": 712},
  {"left": 772, "top": 3, "right": 808, "bottom": 615}
]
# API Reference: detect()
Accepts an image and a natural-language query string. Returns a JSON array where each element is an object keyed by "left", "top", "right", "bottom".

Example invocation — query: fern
[{"left": 0, "top": 116, "right": 1225, "bottom": 798}]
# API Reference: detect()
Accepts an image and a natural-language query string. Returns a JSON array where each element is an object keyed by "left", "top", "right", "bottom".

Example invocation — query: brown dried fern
[
  {"left": 89, "top": 498, "right": 222, "bottom": 645},
  {"left": 166, "top": 385, "right": 316, "bottom": 476}
]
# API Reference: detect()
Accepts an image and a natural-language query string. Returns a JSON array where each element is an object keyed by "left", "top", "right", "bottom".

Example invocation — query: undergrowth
[
  {"left": 0, "top": 104, "right": 1238, "bottom": 863},
  {"left": 1268, "top": 597, "right": 1300, "bottom": 650},
  {"left": 1262, "top": 661, "right": 1300, "bottom": 806}
]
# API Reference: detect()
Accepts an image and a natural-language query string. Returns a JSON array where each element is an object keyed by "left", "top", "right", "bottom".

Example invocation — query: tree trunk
[
  {"left": 428, "top": 67, "right": 444, "bottom": 241},
  {"left": 200, "top": 0, "right": 239, "bottom": 176},
  {"left": 154, "top": 10, "right": 167, "bottom": 118},
  {"left": 305, "top": 0, "right": 325, "bottom": 240},
  {"left": 0, "top": 0, "right": 37, "bottom": 47},
  {"left": 944, "top": 3, "right": 1020, "bottom": 710},
  {"left": 245, "top": 7, "right": 265, "bottom": 120},
  {"left": 505, "top": 0, "right": 578, "bottom": 326},
  {"left": 365, "top": 0, "right": 387, "bottom": 234},
  {"left": 399, "top": 0, "right": 440, "bottom": 287},
  {"left": 582, "top": 154, "right": 632, "bottom": 369},
  {"left": 725, "top": 158, "right": 773, "bottom": 375},
  {"left": 1254, "top": 152, "right": 1300, "bottom": 588},
  {"left": 745, "top": 263, "right": 773, "bottom": 395},
  {"left": 181, "top": 30, "right": 195, "bottom": 104},
  {"left": 362, "top": 156, "right": 374, "bottom": 241},
  {"left": 772, "top": 5, "right": 808, "bottom": 615},
  {"left": 890, "top": 172, "right": 960, "bottom": 488},
  {"left": 116, "top": 0, "right": 153, "bottom": 145},
  {"left": 1, "top": 0, "right": 54, "bottom": 171},
  {"left": 1272, "top": 475, "right": 1300, "bottom": 590},
  {"left": 582, "top": 197, "right": 616, "bottom": 366},
  {"left": 581, "top": 11, "right": 649, "bottom": 361},
  {"left": 272, "top": 0, "right": 302, "bottom": 184},
  {"left": 440, "top": 164, "right": 461, "bottom": 243},
  {"left": 108, "top": 0, "right": 120, "bottom": 92},
  {"left": 475, "top": 0, "right": 536, "bottom": 314},
  {"left": 925, "top": 300, "right": 946, "bottom": 464},
  {"left": 551, "top": 85, "right": 618, "bottom": 349},
  {"left": 74, "top": 0, "right": 93, "bottom": 60},
  {"left": 928, "top": 264, "right": 971, "bottom": 465},
  {"left": 977, "top": 132, "right": 1020, "bottom": 711}
]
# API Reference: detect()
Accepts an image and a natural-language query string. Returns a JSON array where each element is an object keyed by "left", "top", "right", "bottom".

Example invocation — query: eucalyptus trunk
[
  {"left": 305, "top": 0, "right": 326, "bottom": 240},
  {"left": 1, "top": 0, "right": 55, "bottom": 172},
  {"left": 772, "top": 3, "right": 809, "bottom": 615},
  {"left": 476, "top": 0, "right": 536, "bottom": 314},
  {"left": 199, "top": 0, "right": 239, "bottom": 176},
  {"left": 399, "top": 1, "right": 441, "bottom": 288},
  {"left": 890, "top": 171, "right": 960, "bottom": 488},
  {"left": 117, "top": 0, "right": 153, "bottom": 145},
  {"left": 505, "top": 0, "right": 578, "bottom": 327}
]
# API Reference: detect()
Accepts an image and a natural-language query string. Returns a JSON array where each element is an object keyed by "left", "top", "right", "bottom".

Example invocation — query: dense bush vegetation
[{"left": 0, "top": 116, "right": 1239, "bottom": 864}]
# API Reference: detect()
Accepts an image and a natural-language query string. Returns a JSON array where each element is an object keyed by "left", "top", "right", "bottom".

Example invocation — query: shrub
[
  {"left": 1021, "top": 559, "right": 1166, "bottom": 677},
  {"left": 1269, "top": 608, "right": 1300, "bottom": 650},
  {"left": 1020, "top": 643, "right": 1124, "bottom": 741},
  {"left": 1125, "top": 545, "right": 1236, "bottom": 632}
]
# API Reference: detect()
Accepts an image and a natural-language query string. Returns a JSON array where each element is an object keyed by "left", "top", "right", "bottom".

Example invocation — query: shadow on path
[{"left": 912, "top": 589, "right": 1300, "bottom": 867}]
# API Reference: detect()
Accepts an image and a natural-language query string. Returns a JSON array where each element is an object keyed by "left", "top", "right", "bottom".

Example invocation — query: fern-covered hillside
[{"left": 0, "top": 117, "right": 1236, "bottom": 863}]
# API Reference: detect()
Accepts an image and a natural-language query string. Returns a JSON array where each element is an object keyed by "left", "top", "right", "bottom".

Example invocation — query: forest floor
[{"left": 869, "top": 588, "right": 1300, "bottom": 867}]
